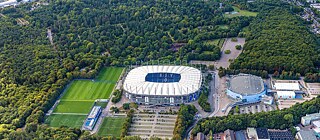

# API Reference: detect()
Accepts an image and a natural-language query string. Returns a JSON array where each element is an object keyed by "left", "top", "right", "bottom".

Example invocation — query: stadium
[
  {"left": 226, "top": 74, "right": 266, "bottom": 103},
  {"left": 123, "top": 65, "right": 202, "bottom": 105}
]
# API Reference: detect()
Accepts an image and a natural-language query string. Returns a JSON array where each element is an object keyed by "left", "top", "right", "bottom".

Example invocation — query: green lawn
[
  {"left": 95, "top": 102, "right": 108, "bottom": 108},
  {"left": 61, "top": 80, "right": 116, "bottom": 100},
  {"left": 98, "top": 117, "right": 126, "bottom": 137},
  {"left": 61, "top": 67, "right": 124, "bottom": 101},
  {"left": 96, "top": 67, "right": 124, "bottom": 81},
  {"left": 225, "top": 6, "right": 258, "bottom": 18},
  {"left": 53, "top": 100, "right": 93, "bottom": 113},
  {"left": 45, "top": 114, "right": 86, "bottom": 128},
  {"left": 218, "top": 25, "right": 229, "bottom": 29},
  {"left": 205, "top": 38, "right": 225, "bottom": 48},
  {"left": 49, "top": 67, "right": 123, "bottom": 119}
]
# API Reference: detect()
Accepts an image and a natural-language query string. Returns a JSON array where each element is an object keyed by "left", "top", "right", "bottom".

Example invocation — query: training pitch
[
  {"left": 46, "top": 67, "right": 124, "bottom": 128},
  {"left": 45, "top": 114, "right": 87, "bottom": 128},
  {"left": 98, "top": 117, "right": 126, "bottom": 137}
]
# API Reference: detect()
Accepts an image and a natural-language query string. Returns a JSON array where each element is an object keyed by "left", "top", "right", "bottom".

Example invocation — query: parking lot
[
  {"left": 128, "top": 113, "right": 177, "bottom": 139},
  {"left": 237, "top": 103, "right": 276, "bottom": 114}
]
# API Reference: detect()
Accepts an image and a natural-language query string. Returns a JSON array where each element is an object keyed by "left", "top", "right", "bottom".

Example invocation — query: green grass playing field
[
  {"left": 225, "top": 6, "right": 258, "bottom": 18},
  {"left": 45, "top": 114, "right": 86, "bottom": 128},
  {"left": 53, "top": 100, "right": 94, "bottom": 113},
  {"left": 98, "top": 117, "right": 126, "bottom": 137},
  {"left": 52, "top": 67, "right": 123, "bottom": 114},
  {"left": 61, "top": 67, "right": 123, "bottom": 101}
]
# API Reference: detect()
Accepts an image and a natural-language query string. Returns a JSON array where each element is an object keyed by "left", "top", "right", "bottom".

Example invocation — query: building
[
  {"left": 83, "top": 106, "right": 102, "bottom": 130},
  {"left": 224, "top": 129, "right": 236, "bottom": 140},
  {"left": 227, "top": 74, "right": 266, "bottom": 103},
  {"left": 312, "top": 120, "right": 320, "bottom": 134},
  {"left": 256, "top": 128, "right": 270, "bottom": 140},
  {"left": 262, "top": 95, "right": 273, "bottom": 105},
  {"left": 276, "top": 91, "right": 296, "bottom": 99},
  {"left": 296, "top": 130, "right": 317, "bottom": 140},
  {"left": 301, "top": 112, "right": 320, "bottom": 126},
  {"left": 235, "top": 131, "right": 247, "bottom": 140},
  {"left": 274, "top": 83, "right": 300, "bottom": 91},
  {"left": 247, "top": 128, "right": 258, "bottom": 140},
  {"left": 123, "top": 65, "right": 202, "bottom": 105},
  {"left": 196, "top": 132, "right": 205, "bottom": 140},
  {"left": 268, "top": 129, "right": 294, "bottom": 140},
  {"left": 307, "top": 0, "right": 317, "bottom": 3},
  {"left": 0, "top": 0, "right": 17, "bottom": 7}
]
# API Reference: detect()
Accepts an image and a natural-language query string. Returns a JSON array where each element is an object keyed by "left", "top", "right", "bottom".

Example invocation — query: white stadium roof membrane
[{"left": 123, "top": 66, "right": 202, "bottom": 96}]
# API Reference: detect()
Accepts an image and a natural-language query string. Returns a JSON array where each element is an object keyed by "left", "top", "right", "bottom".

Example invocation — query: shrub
[
  {"left": 224, "top": 50, "right": 231, "bottom": 54},
  {"left": 235, "top": 45, "right": 242, "bottom": 50},
  {"left": 231, "top": 38, "right": 238, "bottom": 42}
]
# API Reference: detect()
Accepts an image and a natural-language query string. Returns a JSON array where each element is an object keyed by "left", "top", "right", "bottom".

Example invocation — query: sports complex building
[
  {"left": 123, "top": 65, "right": 202, "bottom": 105},
  {"left": 83, "top": 106, "right": 102, "bottom": 130},
  {"left": 226, "top": 74, "right": 266, "bottom": 103}
]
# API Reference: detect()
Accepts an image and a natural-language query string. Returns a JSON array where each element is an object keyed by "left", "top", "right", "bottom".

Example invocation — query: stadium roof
[
  {"left": 123, "top": 65, "right": 202, "bottom": 96},
  {"left": 228, "top": 74, "right": 265, "bottom": 95},
  {"left": 274, "top": 83, "right": 300, "bottom": 90}
]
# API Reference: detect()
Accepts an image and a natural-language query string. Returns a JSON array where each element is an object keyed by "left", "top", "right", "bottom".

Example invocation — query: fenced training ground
[
  {"left": 98, "top": 117, "right": 126, "bottom": 137},
  {"left": 44, "top": 114, "right": 87, "bottom": 128},
  {"left": 45, "top": 67, "right": 124, "bottom": 128}
]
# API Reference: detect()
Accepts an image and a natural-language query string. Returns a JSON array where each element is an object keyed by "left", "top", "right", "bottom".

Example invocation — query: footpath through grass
[{"left": 98, "top": 117, "right": 126, "bottom": 137}]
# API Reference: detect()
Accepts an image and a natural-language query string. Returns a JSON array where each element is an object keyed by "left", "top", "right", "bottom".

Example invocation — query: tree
[
  {"left": 208, "top": 65, "right": 215, "bottom": 71},
  {"left": 235, "top": 45, "right": 242, "bottom": 50},
  {"left": 123, "top": 103, "right": 130, "bottom": 110},
  {"left": 110, "top": 107, "right": 119, "bottom": 113}
]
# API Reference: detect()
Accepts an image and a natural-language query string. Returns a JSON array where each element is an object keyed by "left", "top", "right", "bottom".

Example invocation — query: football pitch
[
  {"left": 46, "top": 67, "right": 124, "bottom": 128},
  {"left": 98, "top": 117, "right": 126, "bottom": 137},
  {"left": 45, "top": 114, "right": 86, "bottom": 128}
]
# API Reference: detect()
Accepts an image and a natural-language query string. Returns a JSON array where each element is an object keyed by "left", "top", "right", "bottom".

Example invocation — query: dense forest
[
  {"left": 229, "top": 0, "right": 320, "bottom": 75},
  {"left": 0, "top": 0, "right": 252, "bottom": 139}
]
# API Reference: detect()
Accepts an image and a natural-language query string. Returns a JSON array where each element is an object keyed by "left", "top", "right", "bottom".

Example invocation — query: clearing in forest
[
  {"left": 205, "top": 38, "right": 225, "bottom": 48},
  {"left": 225, "top": 6, "right": 258, "bottom": 18},
  {"left": 97, "top": 117, "right": 126, "bottom": 137}
]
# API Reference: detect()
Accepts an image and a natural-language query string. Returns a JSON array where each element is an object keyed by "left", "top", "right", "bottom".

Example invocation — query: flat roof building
[
  {"left": 224, "top": 129, "right": 236, "bottom": 140},
  {"left": 296, "top": 130, "right": 317, "bottom": 140},
  {"left": 276, "top": 91, "right": 296, "bottom": 99},
  {"left": 256, "top": 128, "right": 270, "bottom": 140},
  {"left": 301, "top": 112, "right": 320, "bottom": 126},
  {"left": 83, "top": 106, "right": 102, "bottom": 130},
  {"left": 274, "top": 83, "right": 300, "bottom": 91},
  {"left": 268, "top": 129, "right": 294, "bottom": 140}
]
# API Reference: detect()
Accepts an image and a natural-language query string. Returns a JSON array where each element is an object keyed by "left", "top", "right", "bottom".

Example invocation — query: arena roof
[
  {"left": 123, "top": 65, "right": 202, "bottom": 96},
  {"left": 228, "top": 74, "right": 265, "bottom": 95}
]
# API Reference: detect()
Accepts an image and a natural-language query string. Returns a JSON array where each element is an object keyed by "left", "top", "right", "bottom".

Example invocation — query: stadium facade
[
  {"left": 226, "top": 74, "right": 266, "bottom": 103},
  {"left": 123, "top": 65, "right": 202, "bottom": 105}
]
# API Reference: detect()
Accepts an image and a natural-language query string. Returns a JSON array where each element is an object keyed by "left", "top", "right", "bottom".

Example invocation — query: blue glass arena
[
  {"left": 226, "top": 74, "right": 266, "bottom": 103},
  {"left": 123, "top": 65, "right": 202, "bottom": 105}
]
